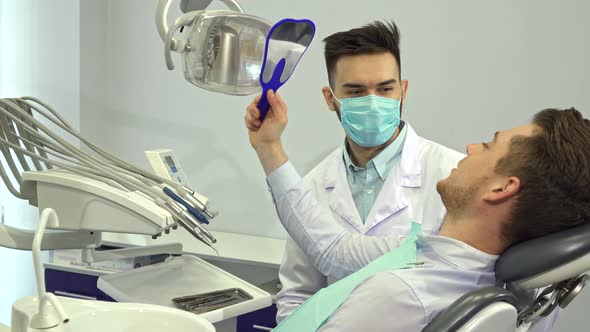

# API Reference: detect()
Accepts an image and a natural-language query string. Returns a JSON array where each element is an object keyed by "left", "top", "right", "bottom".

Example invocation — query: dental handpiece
[
  {"left": 178, "top": 186, "right": 219, "bottom": 219},
  {"left": 181, "top": 209, "right": 217, "bottom": 244},
  {"left": 161, "top": 200, "right": 219, "bottom": 254}
]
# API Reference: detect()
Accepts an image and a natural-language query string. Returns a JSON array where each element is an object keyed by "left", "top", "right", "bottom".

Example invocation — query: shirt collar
[
  {"left": 342, "top": 141, "right": 358, "bottom": 171},
  {"left": 342, "top": 122, "right": 408, "bottom": 180},
  {"left": 373, "top": 123, "right": 407, "bottom": 179},
  {"left": 417, "top": 235, "right": 499, "bottom": 272}
]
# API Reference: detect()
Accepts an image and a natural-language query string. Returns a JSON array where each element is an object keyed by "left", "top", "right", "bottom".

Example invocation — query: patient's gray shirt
[
  {"left": 318, "top": 234, "right": 498, "bottom": 331},
  {"left": 318, "top": 235, "right": 558, "bottom": 332}
]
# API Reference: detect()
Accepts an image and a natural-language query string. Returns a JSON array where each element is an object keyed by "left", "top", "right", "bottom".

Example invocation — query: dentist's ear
[
  {"left": 401, "top": 79, "right": 409, "bottom": 107},
  {"left": 322, "top": 86, "right": 337, "bottom": 112},
  {"left": 483, "top": 176, "right": 521, "bottom": 203}
]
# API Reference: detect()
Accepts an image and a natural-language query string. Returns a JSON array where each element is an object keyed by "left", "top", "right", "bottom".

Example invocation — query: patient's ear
[{"left": 483, "top": 176, "right": 521, "bottom": 203}]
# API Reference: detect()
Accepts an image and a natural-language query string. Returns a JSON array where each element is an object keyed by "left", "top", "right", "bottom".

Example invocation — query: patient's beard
[{"left": 438, "top": 180, "right": 478, "bottom": 219}]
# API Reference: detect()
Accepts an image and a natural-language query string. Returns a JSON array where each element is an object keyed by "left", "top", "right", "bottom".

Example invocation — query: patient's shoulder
[
  {"left": 320, "top": 272, "right": 428, "bottom": 332},
  {"left": 353, "top": 272, "right": 427, "bottom": 316},
  {"left": 361, "top": 272, "right": 423, "bottom": 298},
  {"left": 391, "top": 266, "right": 495, "bottom": 323}
]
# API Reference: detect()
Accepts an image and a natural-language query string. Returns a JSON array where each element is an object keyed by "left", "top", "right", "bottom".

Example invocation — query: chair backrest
[
  {"left": 457, "top": 302, "right": 517, "bottom": 332},
  {"left": 422, "top": 287, "right": 518, "bottom": 332},
  {"left": 423, "top": 222, "right": 590, "bottom": 332}
]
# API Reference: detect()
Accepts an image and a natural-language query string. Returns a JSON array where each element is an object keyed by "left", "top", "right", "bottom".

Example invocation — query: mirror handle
[{"left": 258, "top": 58, "right": 286, "bottom": 121}]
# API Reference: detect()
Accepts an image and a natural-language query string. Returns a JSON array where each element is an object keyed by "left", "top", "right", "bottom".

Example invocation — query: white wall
[{"left": 0, "top": 0, "right": 80, "bottom": 325}]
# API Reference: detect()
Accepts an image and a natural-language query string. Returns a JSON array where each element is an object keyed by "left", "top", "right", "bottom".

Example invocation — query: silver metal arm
[
  {"left": 156, "top": 0, "right": 245, "bottom": 44},
  {"left": 180, "top": 0, "right": 243, "bottom": 13},
  {"left": 156, "top": 0, "right": 174, "bottom": 45},
  {"left": 219, "top": 0, "right": 243, "bottom": 12}
]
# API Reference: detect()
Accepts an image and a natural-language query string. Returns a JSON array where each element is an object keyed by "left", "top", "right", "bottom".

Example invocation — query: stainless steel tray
[{"left": 172, "top": 288, "right": 253, "bottom": 314}]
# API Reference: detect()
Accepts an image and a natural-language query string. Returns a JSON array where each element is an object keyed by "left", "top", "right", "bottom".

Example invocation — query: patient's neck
[{"left": 438, "top": 213, "right": 505, "bottom": 255}]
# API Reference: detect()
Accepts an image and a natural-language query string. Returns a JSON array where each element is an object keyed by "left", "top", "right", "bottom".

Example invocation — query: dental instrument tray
[
  {"left": 97, "top": 254, "right": 271, "bottom": 323},
  {"left": 172, "top": 288, "right": 253, "bottom": 314}
]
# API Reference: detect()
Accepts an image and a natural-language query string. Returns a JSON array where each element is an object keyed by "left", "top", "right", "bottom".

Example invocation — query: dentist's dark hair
[
  {"left": 323, "top": 20, "right": 401, "bottom": 89},
  {"left": 497, "top": 108, "right": 590, "bottom": 246}
]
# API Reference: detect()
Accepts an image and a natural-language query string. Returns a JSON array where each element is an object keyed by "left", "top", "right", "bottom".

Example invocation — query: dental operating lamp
[{"left": 156, "top": 0, "right": 271, "bottom": 95}]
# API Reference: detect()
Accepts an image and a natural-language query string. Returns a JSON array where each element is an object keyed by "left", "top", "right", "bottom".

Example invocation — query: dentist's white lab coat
[{"left": 275, "top": 124, "right": 465, "bottom": 323}]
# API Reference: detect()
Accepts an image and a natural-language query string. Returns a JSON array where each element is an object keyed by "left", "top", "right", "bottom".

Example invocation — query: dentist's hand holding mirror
[{"left": 245, "top": 18, "right": 315, "bottom": 175}]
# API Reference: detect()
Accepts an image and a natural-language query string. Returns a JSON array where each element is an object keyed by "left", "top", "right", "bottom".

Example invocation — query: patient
[{"left": 245, "top": 91, "right": 590, "bottom": 331}]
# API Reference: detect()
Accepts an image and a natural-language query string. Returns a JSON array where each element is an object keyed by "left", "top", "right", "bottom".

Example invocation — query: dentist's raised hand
[
  {"left": 245, "top": 89, "right": 289, "bottom": 175},
  {"left": 245, "top": 90, "right": 288, "bottom": 148}
]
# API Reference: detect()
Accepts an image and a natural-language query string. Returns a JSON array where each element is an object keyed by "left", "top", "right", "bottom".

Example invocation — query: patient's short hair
[{"left": 497, "top": 108, "right": 590, "bottom": 245}]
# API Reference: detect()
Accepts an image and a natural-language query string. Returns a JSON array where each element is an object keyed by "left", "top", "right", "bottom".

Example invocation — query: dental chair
[{"left": 423, "top": 222, "right": 590, "bottom": 332}]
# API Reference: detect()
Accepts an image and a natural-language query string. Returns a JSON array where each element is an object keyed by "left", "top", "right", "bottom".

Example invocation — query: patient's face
[{"left": 437, "top": 123, "right": 537, "bottom": 213}]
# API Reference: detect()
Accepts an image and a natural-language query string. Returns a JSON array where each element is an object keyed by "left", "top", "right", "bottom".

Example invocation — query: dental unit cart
[{"left": 44, "top": 231, "right": 286, "bottom": 332}]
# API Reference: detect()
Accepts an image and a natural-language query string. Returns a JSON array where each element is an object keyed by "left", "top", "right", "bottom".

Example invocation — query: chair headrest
[{"left": 495, "top": 222, "right": 590, "bottom": 288}]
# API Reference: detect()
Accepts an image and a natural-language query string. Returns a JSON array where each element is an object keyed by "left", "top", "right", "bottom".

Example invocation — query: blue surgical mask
[{"left": 330, "top": 88, "right": 401, "bottom": 148}]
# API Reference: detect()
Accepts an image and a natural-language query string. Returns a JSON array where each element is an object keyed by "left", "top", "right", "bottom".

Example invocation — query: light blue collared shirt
[
  {"left": 317, "top": 234, "right": 499, "bottom": 332},
  {"left": 343, "top": 123, "right": 408, "bottom": 223}
]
